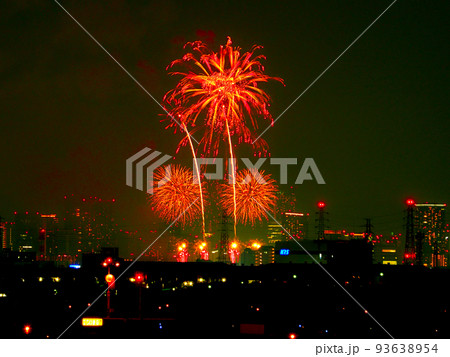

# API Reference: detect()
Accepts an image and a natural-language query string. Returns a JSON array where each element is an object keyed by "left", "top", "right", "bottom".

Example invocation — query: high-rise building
[
  {"left": 267, "top": 219, "right": 283, "bottom": 243},
  {"left": 281, "top": 212, "right": 309, "bottom": 240},
  {"left": 11, "top": 212, "right": 40, "bottom": 253},
  {"left": 267, "top": 189, "right": 298, "bottom": 243},
  {"left": 275, "top": 188, "right": 297, "bottom": 216},
  {"left": 59, "top": 195, "right": 119, "bottom": 262},
  {"left": 415, "top": 203, "right": 447, "bottom": 267},
  {"left": 39, "top": 214, "right": 59, "bottom": 260},
  {"left": 0, "top": 219, "right": 12, "bottom": 250}
]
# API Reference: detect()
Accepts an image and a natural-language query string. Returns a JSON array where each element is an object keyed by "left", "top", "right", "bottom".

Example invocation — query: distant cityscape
[{"left": 1, "top": 192, "right": 447, "bottom": 269}]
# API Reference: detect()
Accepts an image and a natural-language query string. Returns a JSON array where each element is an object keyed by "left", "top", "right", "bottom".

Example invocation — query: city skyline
[{"left": 1, "top": 192, "right": 447, "bottom": 267}]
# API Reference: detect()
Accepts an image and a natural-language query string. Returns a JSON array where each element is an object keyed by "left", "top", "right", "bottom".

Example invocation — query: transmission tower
[
  {"left": 218, "top": 211, "right": 230, "bottom": 263},
  {"left": 364, "top": 218, "right": 374, "bottom": 242},
  {"left": 404, "top": 199, "right": 416, "bottom": 265},
  {"left": 315, "top": 202, "right": 327, "bottom": 240}
]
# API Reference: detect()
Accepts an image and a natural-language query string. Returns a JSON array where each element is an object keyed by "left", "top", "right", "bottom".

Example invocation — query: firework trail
[{"left": 182, "top": 122, "right": 206, "bottom": 238}]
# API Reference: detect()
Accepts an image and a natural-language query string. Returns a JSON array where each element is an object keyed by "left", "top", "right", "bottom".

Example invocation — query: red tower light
[
  {"left": 289, "top": 333, "right": 296, "bottom": 339},
  {"left": 406, "top": 199, "right": 415, "bottom": 206},
  {"left": 318, "top": 201, "right": 326, "bottom": 208},
  {"left": 106, "top": 257, "right": 113, "bottom": 264}
]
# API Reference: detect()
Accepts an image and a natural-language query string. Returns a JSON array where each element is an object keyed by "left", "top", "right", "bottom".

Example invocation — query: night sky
[{"left": 1, "top": 0, "right": 448, "bottom": 236}]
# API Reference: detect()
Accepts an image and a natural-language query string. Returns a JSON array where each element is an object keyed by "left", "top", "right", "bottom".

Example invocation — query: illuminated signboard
[
  {"left": 279, "top": 249, "right": 290, "bottom": 255},
  {"left": 82, "top": 318, "right": 103, "bottom": 327}
]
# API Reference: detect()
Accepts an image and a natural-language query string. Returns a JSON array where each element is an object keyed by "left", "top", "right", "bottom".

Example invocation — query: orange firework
[
  {"left": 164, "top": 36, "right": 284, "bottom": 156},
  {"left": 220, "top": 169, "right": 278, "bottom": 225},
  {"left": 149, "top": 165, "right": 205, "bottom": 225}
]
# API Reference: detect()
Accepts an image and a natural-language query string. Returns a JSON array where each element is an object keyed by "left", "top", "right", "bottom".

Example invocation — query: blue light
[
  {"left": 280, "top": 249, "right": 290, "bottom": 255},
  {"left": 298, "top": 324, "right": 302, "bottom": 328},
  {"left": 69, "top": 264, "right": 81, "bottom": 269}
]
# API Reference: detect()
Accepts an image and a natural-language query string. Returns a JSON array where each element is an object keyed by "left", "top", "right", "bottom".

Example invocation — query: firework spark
[
  {"left": 196, "top": 241, "right": 209, "bottom": 261},
  {"left": 229, "top": 241, "right": 240, "bottom": 264},
  {"left": 220, "top": 169, "right": 278, "bottom": 225},
  {"left": 149, "top": 165, "right": 205, "bottom": 225},
  {"left": 164, "top": 37, "right": 284, "bottom": 156},
  {"left": 176, "top": 241, "right": 189, "bottom": 263},
  {"left": 182, "top": 122, "right": 206, "bottom": 238}
]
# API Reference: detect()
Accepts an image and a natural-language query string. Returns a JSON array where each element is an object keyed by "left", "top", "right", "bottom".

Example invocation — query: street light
[
  {"left": 102, "top": 257, "right": 120, "bottom": 317},
  {"left": 132, "top": 272, "right": 146, "bottom": 319},
  {"left": 23, "top": 324, "right": 32, "bottom": 335}
]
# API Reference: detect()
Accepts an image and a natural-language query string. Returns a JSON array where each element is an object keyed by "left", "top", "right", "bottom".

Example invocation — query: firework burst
[
  {"left": 164, "top": 36, "right": 284, "bottom": 156},
  {"left": 149, "top": 165, "right": 205, "bottom": 225},
  {"left": 220, "top": 169, "right": 278, "bottom": 225}
]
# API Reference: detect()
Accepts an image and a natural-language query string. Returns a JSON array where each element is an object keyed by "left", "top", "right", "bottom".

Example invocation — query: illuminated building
[
  {"left": 275, "top": 240, "right": 327, "bottom": 264},
  {"left": 323, "top": 230, "right": 365, "bottom": 241},
  {"left": 372, "top": 234, "right": 402, "bottom": 265},
  {"left": 324, "top": 229, "right": 345, "bottom": 240},
  {"left": 1, "top": 220, "right": 13, "bottom": 250},
  {"left": 281, "top": 212, "right": 309, "bottom": 240},
  {"left": 11, "top": 212, "right": 40, "bottom": 253},
  {"left": 415, "top": 203, "right": 447, "bottom": 267},
  {"left": 267, "top": 219, "right": 283, "bottom": 243},
  {"left": 275, "top": 238, "right": 372, "bottom": 266},
  {"left": 255, "top": 245, "right": 275, "bottom": 265},
  {"left": 59, "top": 195, "right": 119, "bottom": 263},
  {"left": 38, "top": 214, "right": 58, "bottom": 261},
  {"left": 275, "top": 189, "right": 297, "bottom": 215},
  {"left": 267, "top": 187, "right": 297, "bottom": 244},
  {"left": 268, "top": 189, "right": 298, "bottom": 243}
]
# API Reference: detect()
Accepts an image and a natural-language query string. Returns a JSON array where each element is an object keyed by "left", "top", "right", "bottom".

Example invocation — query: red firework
[
  {"left": 163, "top": 36, "right": 284, "bottom": 156},
  {"left": 220, "top": 169, "right": 278, "bottom": 225}
]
